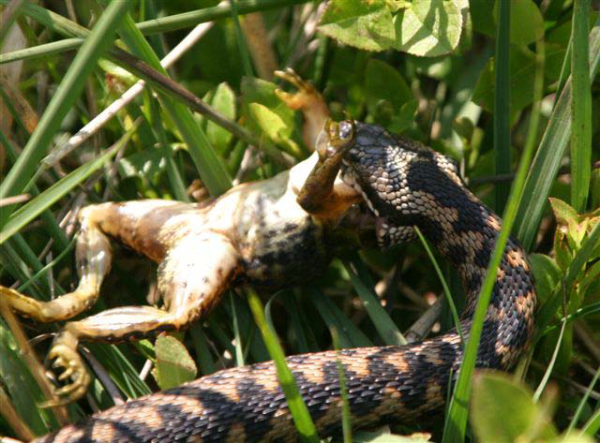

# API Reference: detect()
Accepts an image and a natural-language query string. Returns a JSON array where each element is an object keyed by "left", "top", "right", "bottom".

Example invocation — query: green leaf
[
  {"left": 0, "top": 139, "right": 123, "bottom": 246},
  {"left": 307, "top": 287, "right": 373, "bottom": 349},
  {"left": 154, "top": 335, "right": 197, "bottom": 390},
  {"left": 470, "top": 0, "right": 496, "bottom": 37},
  {"left": 0, "top": 323, "right": 54, "bottom": 435},
  {"left": 248, "top": 103, "right": 301, "bottom": 157},
  {"left": 393, "top": 0, "right": 462, "bottom": 57},
  {"left": 473, "top": 46, "right": 539, "bottom": 118},
  {"left": 344, "top": 259, "right": 406, "bottom": 346},
  {"left": 365, "top": 59, "right": 413, "bottom": 111},
  {"left": 549, "top": 198, "right": 579, "bottom": 226},
  {"left": 318, "top": 0, "right": 395, "bottom": 52},
  {"left": 471, "top": 373, "right": 558, "bottom": 443},
  {"left": 471, "top": 0, "right": 544, "bottom": 46},
  {"left": 506, "top": 0, "right": 544, "bottom": 46},
  {"left": 389, "top": 99, "right": 419, "bottom": 133},
  {"left": 205, "top": 83, "right": 236, "bottom": 153},
  {"left": 528, "top": 253, "right": 561, "bottom": 302},
  {"left": 242, "top": 77, "right": 295, "bottom": 132},
  {"left": 117, "top": 15, "right": 232, "bottom": 197}
]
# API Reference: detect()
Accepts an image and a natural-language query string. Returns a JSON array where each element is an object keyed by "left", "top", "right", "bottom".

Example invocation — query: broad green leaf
[
  {"left": 205, "top": 83, "right": 236, "bottom": 153},
  {"left": 549, "top": 198, "right": 579, "bottom": 226},
  {"left": 471, "top": 373, "right": 558, "bottom": 443},
  {"left": 470, "top": 0, "right": 496, "bottom": 37},
  {"left": 241, "top": 76, "right": 296, "bottom": 138},
  {"left": 365, "top": 59, "right": 413, "bottom": 110},
  {"left": 318, "top": 0, "right": 395, "bottom": 52},
  {"left": 505, "top": 0, "right": 544, "bottom": 45},
  {"left": 248, "top": 103, "right": 302, "bottom": 157},
  {"left": 473, "top": 46, "right": 539, "bottom": 118},
  {"left": 389, "top": 99, "right": 419, "bottom": 133},
  {"left": 154, "top": 335, "right": 197, "bottom": 390},
  {"left": 528, "top": 253, "right": 561, "bottom": 303},
  {"left": 393, "top": 0, "right": 462, "bottom": 57},
  {"left": 471, "top": 0, "right": 544, "bottom": 46}
]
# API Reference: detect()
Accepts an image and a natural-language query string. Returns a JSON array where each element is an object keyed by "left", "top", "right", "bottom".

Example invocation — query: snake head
[{"left": 339, "top": 121, "right": 464, "bottom": 248}]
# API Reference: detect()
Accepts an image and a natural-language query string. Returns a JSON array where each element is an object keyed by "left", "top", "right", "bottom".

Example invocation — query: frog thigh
[{"left": 158, "top": 232, "right": 241, "bottom": 328}]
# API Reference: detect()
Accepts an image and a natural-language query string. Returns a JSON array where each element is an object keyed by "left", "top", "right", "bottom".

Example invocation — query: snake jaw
[{"left": 340, "top": 166, "right": 393, "bottom": 248}]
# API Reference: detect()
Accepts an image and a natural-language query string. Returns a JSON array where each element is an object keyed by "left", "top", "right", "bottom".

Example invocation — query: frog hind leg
[
  {"left": 43, "top": 232, "right": 241, "bottom": 406},
  {"left": 0, "top": 205, "right": 113, "bottom": 323}
]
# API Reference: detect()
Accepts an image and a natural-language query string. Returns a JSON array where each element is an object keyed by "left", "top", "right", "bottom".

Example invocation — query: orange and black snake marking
[{"left": 32, "top": 121, "right": 536, "bottom": 443}]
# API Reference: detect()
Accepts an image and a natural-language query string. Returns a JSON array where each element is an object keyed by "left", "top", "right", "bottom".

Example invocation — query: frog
[{"left": 0, "top": 71, "right": 371, "bottom": 406}]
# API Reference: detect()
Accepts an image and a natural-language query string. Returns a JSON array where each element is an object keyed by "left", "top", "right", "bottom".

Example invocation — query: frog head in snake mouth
[{"left": 317, "top": 119, "right": 464, "bottom": 249}]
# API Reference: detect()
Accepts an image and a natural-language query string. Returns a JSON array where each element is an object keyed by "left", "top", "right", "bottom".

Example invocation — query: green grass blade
[
  {"left": 343, "top": 258, "right": 406, "bottom": 346},
  {"left": 0, "top": 38, "right": 82, "bottom": 64},
  {"left": 581, "top": 407, "right": 600, "bottom": 436},
  {"left": 493, "top": 0, "right": 511, "bottom": 213},
  {"left": 116, "top": 13, "right": 231, "bottom": 196},
  {"left": 533, "top": 317, "right": 567, "bottom": 402},
  {"left": 307, "top": 287, "right": 373, "bottom": 348},
  {"left": 514, "top": 16, "right": 600, "bottom": 250},
  {"left": 0, "top": 129, "right": 69, "bottom": 250},
  {"left": 246, "top": 288, "right": 319, "bottom": 443},
  {"left": 570, "top": 0, "right": 592, "bottom": 212},
  {"left": 0, "top": 0, "right": 133, "bottom": 228},
  {"left": 566, "top": 365, "right": 600, "bottom": 435},
  {"left": 414, "top": 227, "right": 464, "bottom": 344},
  {"left": 228, "top": 0, "right": 254, "bottom": 78},
  {"left": 0, "top": 132, "right": 128, "bottom": 246}
]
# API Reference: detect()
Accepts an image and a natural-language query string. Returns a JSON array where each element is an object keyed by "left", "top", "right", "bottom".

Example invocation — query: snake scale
[{"left": 34, "top": 121, "right": 536, "bottom": 443}]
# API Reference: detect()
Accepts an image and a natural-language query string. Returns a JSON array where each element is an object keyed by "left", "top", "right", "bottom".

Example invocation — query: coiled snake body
[{"left": 35, "top": 122, "right": 536, "bottom": 443}]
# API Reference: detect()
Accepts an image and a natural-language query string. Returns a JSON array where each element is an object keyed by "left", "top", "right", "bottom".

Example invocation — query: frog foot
[
  {"left": 274, "top": 68, "right": 320, "bottom": 109},
  {"left": 274, "top": 68, "right": 330, "bottom": 149},
  {"left": 41, "top": 335, "right": 90, "bottom": 407}
]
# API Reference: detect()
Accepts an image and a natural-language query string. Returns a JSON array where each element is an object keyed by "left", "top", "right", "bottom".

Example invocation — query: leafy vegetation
[{"left": 0, "top": 0, "right": 599, "bottom": 442}]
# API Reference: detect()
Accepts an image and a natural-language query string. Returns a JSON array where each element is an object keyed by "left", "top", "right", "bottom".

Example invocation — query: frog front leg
[{"left": 42, "top": 233, "right": 240, "bottom": 406}]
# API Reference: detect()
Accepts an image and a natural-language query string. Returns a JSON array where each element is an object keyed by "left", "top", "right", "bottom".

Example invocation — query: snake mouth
[{"left": 341, "top": 167, "right": 391, "bottom": 247}]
